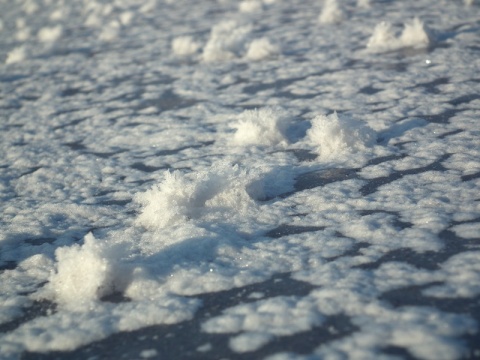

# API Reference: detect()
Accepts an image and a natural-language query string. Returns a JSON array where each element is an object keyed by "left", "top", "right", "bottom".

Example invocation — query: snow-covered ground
[{"left": 1, "top": 0, "right": 480, "bottom": 359}]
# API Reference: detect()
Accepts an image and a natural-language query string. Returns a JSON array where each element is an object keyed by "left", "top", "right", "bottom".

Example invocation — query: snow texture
[{"left": 1, "top": 0, "right": 480, "bottom": 359}]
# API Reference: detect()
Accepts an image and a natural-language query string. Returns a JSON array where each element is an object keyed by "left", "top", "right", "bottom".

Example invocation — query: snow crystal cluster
[
  {"left": 319, "top": 0, "right": 345, "bottom": 24},
  {"left": 1, "top": 0, "right": 479, "bottom": 359},
  {"left": 367, "top": 17, "right": 433, "bottom": 52},
  {"left": 135, "top": 164, "right": 265, "bottom": 231}
]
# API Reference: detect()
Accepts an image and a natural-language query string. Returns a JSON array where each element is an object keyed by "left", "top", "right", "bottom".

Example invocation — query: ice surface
[{"left": 1, "top": 0, "right": 480, "bottom": 359}]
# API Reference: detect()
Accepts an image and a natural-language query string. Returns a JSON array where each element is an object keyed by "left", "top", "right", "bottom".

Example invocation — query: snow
[
  {"left": 37, "top": 25, "right": 62, "bottom": 43},
  {"left": 245, "top": 37, "right": 279, "bottom": 61},
  {"left": 5, "top": 47, "right": 27, "bottom": 64},
  {"left": 202, "top": 20, "right": 252, "bottom": 62},
  {"left": 305, "top": 112, "right": 377, "bottom": 160},
  {"left": 319, "top": 0, "right": 345, "bottom": 25},
  {"left": 232, "top": 108, "right": 290, "bottom": 146},
  {"left": 172, "top": 36, "right": 201, "bottom": 57},
  {"left": 1, "top": 0, "right": 480, "bottom": 359},
  {"left": 367, "top": 18, "right": 432, "bottom": 52}
]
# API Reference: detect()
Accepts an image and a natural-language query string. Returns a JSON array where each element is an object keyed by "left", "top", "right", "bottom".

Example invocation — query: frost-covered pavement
[{"left": 1, "top": 0, "right": 480, "bottom": 359}]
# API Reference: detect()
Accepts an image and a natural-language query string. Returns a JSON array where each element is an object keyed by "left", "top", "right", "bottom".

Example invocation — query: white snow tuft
[
  {"left": 357, "top": 0, "right": 371, "bottom": 8},
  {"left": 37, "top": 25, "right": 63, "bottom": 43},
  {"left": 306, "top": 112, "right": 377, "bottom": 159},
  {"left": 319, "top": 0, "right": 345, "bottom": 24},
  {"left": 229, "top": 332, "right": 273, "bottom": 353},
  {"left": 202, "top": 21, "right": 251, "bottom": 62},
  {"left": 367, "top": 18, "right": 432, "bottom": 52},
  {"left": 100, "top": 20, "right": 121, "bottom": 41},
  {"left": 135, "top": 164, "right": 264, "bottom": 231},
  {"left": 245, "top": 37, "right": 279, "bottom": 61},
  {"left": 120, "top": 11, "right": 135, "bottom": 26},
  {"left": 46, "top": 233, "right": 123, "bottom": 309},
  {"left": 239, "top": 0, "right": 264, "bottom": 13},
  {"left": 366, "top": 21, "right": 397, "bottom": 49},
  {"left": 232, "top": 108, "right": 291, "bottom": 146},
  {"left": 400, "top": 17, "right": 432, "bottom": 48},
  {"left": 6, "top": 46, "right": 28, "bottom": 64},
  {"left": 172, "top": 36, "right": 201, "bottom": 57}
]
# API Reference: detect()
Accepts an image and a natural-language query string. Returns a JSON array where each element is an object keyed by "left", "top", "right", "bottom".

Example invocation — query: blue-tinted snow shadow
[{"left": 377, "top": 117, "right": 428, "bottom": 144}]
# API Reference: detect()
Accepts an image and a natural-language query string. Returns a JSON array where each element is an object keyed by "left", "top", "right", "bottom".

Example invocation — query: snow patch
[
  {"left": 100, "top": 20, "right": 121, "bottom": 41},
  {"left": 172, "top": 36, "right": 201, "bottom": 57},
  {"left": 319, "top": 0, "right": 345, "bottom": 24},
  {"left": 202, "top": 21, "right": 251, "bottom": 62},
  {"left": 229, "top": 332, "right": 273, "bottom": 353},
  {"left": 232, "top": 108, "right": 291, "bottom": 146},
  {"left": 306, "top": 112, "right": 377, "bottom": 160},
  {"left": 37, "top": 25, "right": 63, "bottom": 43},
  {"left": 357, "top": 0, "right": 371, "bottom": 8},
  {"left": 245, "top": 37, "right": 279, "bottom": 61},
  {"left": 367, "top": 18, "right": 432, "bottom": 52},
  {"left": 5, "top": 46, "right": 28, "bottom": 64},
  {"left": 239, "top": 0, "right": 264, "bottom": 13},
  {"left": 135, "top": 164, "right": 265, "bottom": 231},
  {"left": 46, "top": 233, "right": 125, "bottom": 309}
]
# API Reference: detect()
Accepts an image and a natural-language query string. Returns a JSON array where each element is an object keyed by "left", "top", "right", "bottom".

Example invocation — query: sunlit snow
[{"left": 1, "top": 0, "right": 480, "bottom": 359}]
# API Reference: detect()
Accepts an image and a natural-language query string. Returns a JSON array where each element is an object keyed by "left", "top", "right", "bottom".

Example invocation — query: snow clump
[
  {"left": 135, "top": 164, "right": 265, "bottom": 231},
  {"left": 357, "top": 0, "right": 371, "bottom": 8},
  {"left": 319, "top": 0, "right": 345, "bottom": 24},
  {"left": 46, "top": 233, "right": 123, "bottom": 309},
  {"left": 232, "top": 108, "right": 291, "bottom": 146},
  {"left": 367, "top": 18, "right": 432, "bottom": 51},
  {"left": 202, "top": 20, "right": 252, "bottom": 62},
  {"left": 5, "top": 46, "right": 28, "bottom": 64},
  {"left": 239, "top": 0, "right": 264, "bottom": 13},
  {"left": 37, "top": 25, "right": 63, "bottom": 43},
  {"left": 172, "top": 36, "right": 201, "bottom": 56},
  {"left": 245, "top": 37, "right": 279, "bottom": 61},
  {"left": 306, "top": 112, "right": 377, "bottom": 159}
]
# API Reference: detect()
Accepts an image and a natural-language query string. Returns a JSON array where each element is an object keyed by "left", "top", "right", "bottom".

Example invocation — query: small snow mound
[
  {"left": 135, "top": 164, "right": 264, "bottom": 231},
  {"left": 172, "top": 36, "right": 201, "bottom": 56},
  {"left": 47, "top": 233, "right": 118, "bottom": 308},
  {"left": 306, "top": 112, "right": 377, "bottom": 159},
  {"left": 6, "top": 47, "right": 27, "bottom": 64},
  {"left": 245, "top": 37, "right": 279, "bottom": 61},
  {"left": 319, "top": 0, "right": 345, "bottom": 24},
  {"left": 120, "top": 11, "right": 134, "bottom": 26},
  {"left": 100, "top": 20, "right": 122, "bottom": 41},
  {"left": 37, "top": 25, "right": 63, "bottom": 43},
  {"left": 366, "top": 21, "right": 396, "bottom": 49},
  {"left": 202, "top": 21, "right": 251, "bottom": 62},
  {"left": 239, "top": 0, "right": 263, "bottom": 13},
  {"left": 367, "top": 18, "right": 432, "bottom": 52},
  {"left": 400, "top": 17, "right": 432, "bottom": 48},
  {"left": 357, "top": 0, "right": 371, "bottom": 8},
  {"left": 232, "top": 108, "right": 290, "bottom": 146}
]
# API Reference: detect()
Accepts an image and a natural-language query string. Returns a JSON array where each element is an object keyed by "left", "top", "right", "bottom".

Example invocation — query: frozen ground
[{"left": 1, "top": 0, "right": 480, "bottom": 359}]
